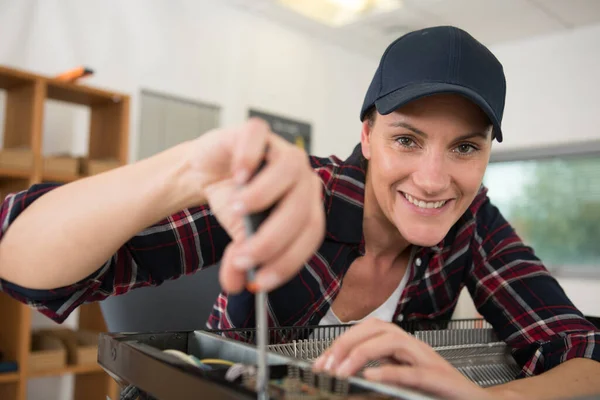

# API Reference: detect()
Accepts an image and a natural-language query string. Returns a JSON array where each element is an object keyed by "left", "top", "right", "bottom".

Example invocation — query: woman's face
[{"left": 361, "top": 94, "right": 493, "bottom": 247}]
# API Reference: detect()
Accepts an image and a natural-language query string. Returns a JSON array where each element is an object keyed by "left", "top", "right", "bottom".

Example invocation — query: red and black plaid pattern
[{"left": 1, "top": 144, "right": 598, "bottom": 377}]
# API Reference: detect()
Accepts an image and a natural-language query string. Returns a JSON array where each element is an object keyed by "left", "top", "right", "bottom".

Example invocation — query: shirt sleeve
[
  {"left": 0, "top": 183, "right": 231, "bottom": 324},
  {"left": 465, "top": 195, "right": 600, "bottom": 377}
]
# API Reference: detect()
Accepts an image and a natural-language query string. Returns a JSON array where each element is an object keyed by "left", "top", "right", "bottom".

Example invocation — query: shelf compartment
[{"left": 28, "top": 331, "right": 67, "bottom": 374}]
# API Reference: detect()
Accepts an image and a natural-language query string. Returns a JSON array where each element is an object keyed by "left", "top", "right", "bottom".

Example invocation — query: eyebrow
[{"left": 388, "top": 121, "right": 491, "bottom": 141}]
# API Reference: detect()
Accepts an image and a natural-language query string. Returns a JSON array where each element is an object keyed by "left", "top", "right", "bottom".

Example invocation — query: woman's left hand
[{"left": 312, "top": 318, "right": 505, "bottom": 400}]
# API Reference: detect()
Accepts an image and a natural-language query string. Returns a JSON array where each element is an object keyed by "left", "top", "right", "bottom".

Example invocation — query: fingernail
[
  {"left": 256, "top": 272, "right": 280, "bottom": 291},
  {"left": 313, "top": 357, "right": 323, "bottom": 371},
  {"left": 234, "top": 169, "right": 249, "bottom": 184},
  {"left": 336, "top": 359, "right": 353, "bottom": 378},
  {"left": 324, "top": 355, "right": 335, "bottom": 372},
  {"left": 313, "top": 356, "right": 325, "bottom": 371},
  {"left": 232, "top": 255, "right": 254, "bottom": 270},
  {"left": 313, "top": 354, "right": 331, "bottom": 371}
]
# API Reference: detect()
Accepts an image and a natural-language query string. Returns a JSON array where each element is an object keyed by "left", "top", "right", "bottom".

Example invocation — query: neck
[{"left": 362, "top": 174, "right": 412, "bottom": 267}]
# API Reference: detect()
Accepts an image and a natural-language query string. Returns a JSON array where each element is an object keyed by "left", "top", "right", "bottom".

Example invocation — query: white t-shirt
[{"left": 316, "top": 264, "right": 410, "bottom": 326}]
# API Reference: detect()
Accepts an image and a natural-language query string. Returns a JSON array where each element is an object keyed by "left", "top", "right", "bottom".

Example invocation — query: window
[{"left": 483, "top": 144, "right": 600, "bottom": 278}]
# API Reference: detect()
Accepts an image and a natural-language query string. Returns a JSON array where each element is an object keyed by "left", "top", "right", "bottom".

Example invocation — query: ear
[{"left": 360, "top": 120, "right": 372, "bottom": 160}]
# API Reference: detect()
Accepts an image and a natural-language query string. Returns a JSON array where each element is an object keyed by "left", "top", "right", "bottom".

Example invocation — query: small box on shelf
[
  {"left": 0, "top": 361, "right": 17, "bottom": 375},
  {"left": 0, "top": 148, "right": 33, "bottom": 171},
  {"left": 29, "top": 331, "right": 67, "bottom": 373},
  {"left": 42, "top": 154, "right": 79, "bottom": 176}
]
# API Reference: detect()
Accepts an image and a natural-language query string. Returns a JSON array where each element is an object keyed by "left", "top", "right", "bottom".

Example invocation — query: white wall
[{"left": 489, "top": 23, "right": 600, "bottom": 153}]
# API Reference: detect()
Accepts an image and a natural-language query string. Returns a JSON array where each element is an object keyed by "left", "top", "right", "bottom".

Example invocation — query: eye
[
  {"left": 454, "top": 143, "right": 478, "bottom": 155},
  {"left": 396, "top": 136, "right": 417, "bottom": 148}
]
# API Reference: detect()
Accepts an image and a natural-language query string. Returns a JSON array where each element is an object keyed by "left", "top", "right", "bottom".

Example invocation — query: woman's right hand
[{"left": 185, "top": 118, "right": 326, "bottom": 294}]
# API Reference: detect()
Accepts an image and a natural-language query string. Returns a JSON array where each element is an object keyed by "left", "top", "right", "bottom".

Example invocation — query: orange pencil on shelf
[{"left": 54, "top": 66, "right": 94, "bottom": 83}]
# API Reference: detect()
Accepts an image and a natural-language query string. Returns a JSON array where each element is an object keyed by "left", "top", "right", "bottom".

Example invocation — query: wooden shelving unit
[{"left": 0, "top": 65, "right": 129, "bottom": 400}]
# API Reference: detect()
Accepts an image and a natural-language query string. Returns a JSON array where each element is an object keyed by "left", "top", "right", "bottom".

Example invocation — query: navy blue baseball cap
[{"left": 360, "top": 26, "right": 506, "bottom": 142}]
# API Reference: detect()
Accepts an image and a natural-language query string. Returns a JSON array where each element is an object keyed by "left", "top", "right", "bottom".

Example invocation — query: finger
[
  {"left": 363, "top": 365, "right": 487, "bottom": 400},
  {"left": 231, "top": 118, "right": 271, "bottom": 184},
  {"left": 236, "top": 137, "right": 306, "bottom": 213},
  {"left": 219, "top": 242, "right": 247, "bottom": 294},
  {"left": 334, "top": 332, "right": 425, "bottom": 378},
  {"left": 204, "top": 179, "right": 246, "bottom": 242},
  {"left": 231, "top": 171, "right": 316, "bottom": 271},
  {"left": 245, "top": 197, "right": 325, "bottom": 292},
  {"left": 314, "top": 318, "right": 403, "bottom": 372}
]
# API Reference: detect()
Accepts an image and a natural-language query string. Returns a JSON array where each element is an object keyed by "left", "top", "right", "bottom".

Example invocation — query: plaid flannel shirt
[{"left": 1, "top": 144, "right": 599, "bottom": 378}]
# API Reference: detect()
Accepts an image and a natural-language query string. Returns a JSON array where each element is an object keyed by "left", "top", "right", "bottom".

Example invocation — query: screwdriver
[{"left": 242, "top": 159, "right": 272, "bottom": 400}]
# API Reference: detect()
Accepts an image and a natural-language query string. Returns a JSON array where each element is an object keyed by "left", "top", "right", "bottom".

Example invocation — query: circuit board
[{"left": 227, "top": 363, "right": 398, "bottom": 399}]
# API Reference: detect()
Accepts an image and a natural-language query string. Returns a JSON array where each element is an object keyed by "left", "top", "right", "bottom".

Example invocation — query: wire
[
  {"left": 163, "top": 350, "right": 236, "bottom": 370},
  {"left": 199, "top": 358, "right": 236, "bottom": 366},
  {"left": 163, "top": 349, "right": 212, "bottom": 370}
]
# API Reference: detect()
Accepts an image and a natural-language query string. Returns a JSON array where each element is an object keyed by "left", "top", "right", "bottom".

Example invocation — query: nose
[{"left": 412, "top": 151, "right": 451, "bottom": 196}]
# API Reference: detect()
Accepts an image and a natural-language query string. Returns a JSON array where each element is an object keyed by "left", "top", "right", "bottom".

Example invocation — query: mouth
[{"left": 399, "top": 191, "right": 454, "bottom": 214}]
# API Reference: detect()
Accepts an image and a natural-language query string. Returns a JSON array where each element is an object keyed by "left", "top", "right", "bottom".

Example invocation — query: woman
[{"left": 0, "top": 26, "right": 598, "bottom": 399}]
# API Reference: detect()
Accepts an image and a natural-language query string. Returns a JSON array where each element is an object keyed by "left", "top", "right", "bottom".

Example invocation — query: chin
[
  {"left": 396, "top": 221, "right": 450, "bottom": 248},
  {"left": 403, "top": 231, "right": 446, "bottom": 247}
]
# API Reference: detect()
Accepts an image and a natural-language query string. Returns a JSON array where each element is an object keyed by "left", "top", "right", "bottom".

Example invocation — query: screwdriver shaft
[{"left": 256, "top": 290, "right": 269, "bottom": 399}]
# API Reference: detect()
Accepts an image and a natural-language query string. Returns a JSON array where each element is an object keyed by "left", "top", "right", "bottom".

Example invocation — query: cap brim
[{"left": 375, "top": 82, "right": 503, "bottom": 142}]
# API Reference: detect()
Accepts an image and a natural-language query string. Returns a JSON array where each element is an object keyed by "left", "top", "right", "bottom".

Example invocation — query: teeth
[{"left": 404, "top": 193, "right": 447, "bottom": 209}]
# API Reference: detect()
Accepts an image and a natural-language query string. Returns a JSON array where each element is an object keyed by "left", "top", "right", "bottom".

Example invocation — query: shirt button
[
  {"left": 396, "top": 314, "right": 404, "bottom": 322},
  {"left": 415, "top": 258, "right": 422, "bottom": 267}
]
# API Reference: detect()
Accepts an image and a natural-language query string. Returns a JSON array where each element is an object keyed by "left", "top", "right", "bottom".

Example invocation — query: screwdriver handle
[{"left": 242, "top": 159, "right": 273, "bottom": 293}]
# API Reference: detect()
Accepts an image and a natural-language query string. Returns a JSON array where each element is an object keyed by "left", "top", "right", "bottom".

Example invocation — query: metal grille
[
  {"left": 209, "top": 319, "right": 521, "bottom": 388},
  {"left": 262, "top": 328, "right": 519, "bottom": 387},
  {"left": 414, "top": 328, "right": 521, "bottom": 387}
]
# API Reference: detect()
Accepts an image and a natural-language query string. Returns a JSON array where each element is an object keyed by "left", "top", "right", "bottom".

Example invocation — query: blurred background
[{"left": 0, "top": 0, "right": 599, "bottom": 399}]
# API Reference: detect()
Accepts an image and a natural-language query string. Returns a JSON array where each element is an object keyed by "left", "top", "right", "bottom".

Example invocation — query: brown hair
[{"left": 359, "top": 107, "right": 376, "bottom": 172}]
